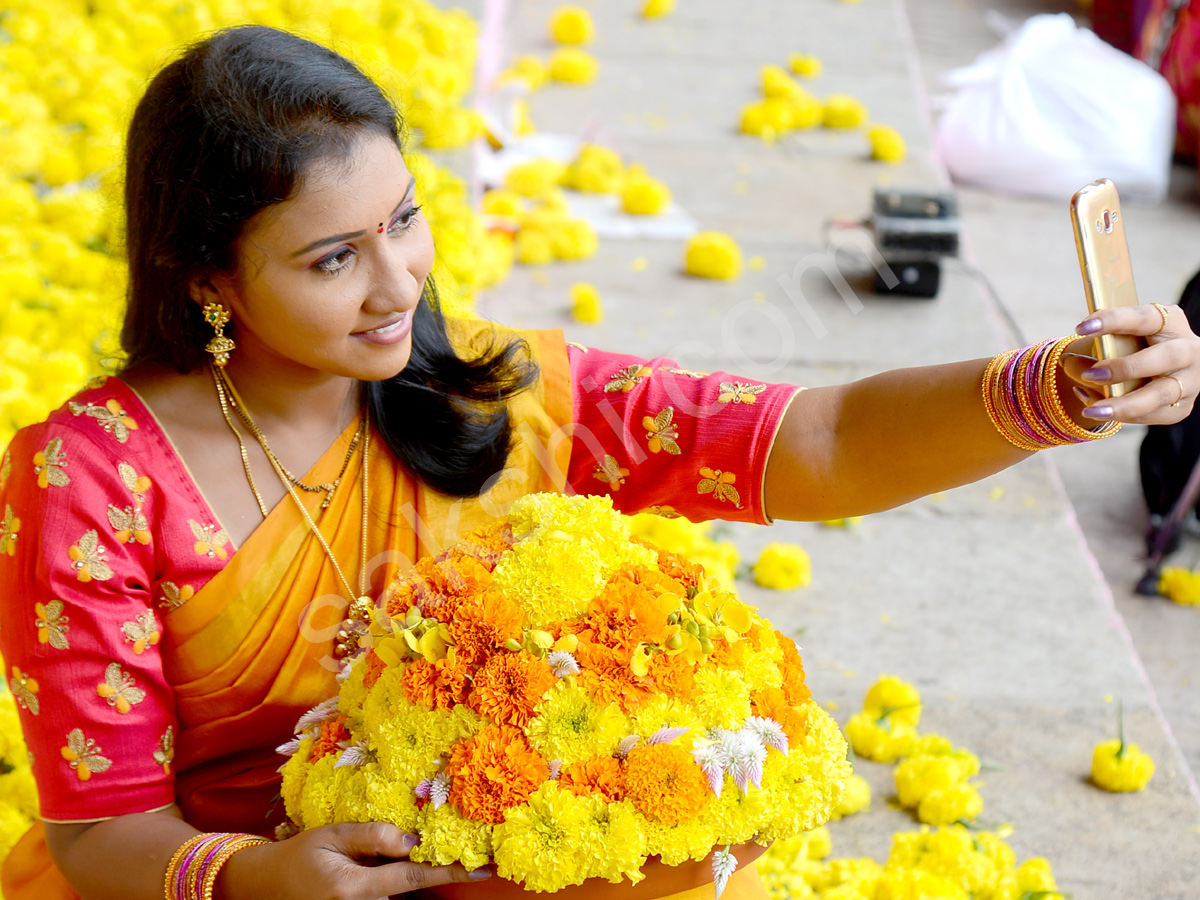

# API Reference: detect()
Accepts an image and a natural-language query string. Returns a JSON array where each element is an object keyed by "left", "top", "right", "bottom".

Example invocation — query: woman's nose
[{"left": 363, "top": 241, "right": 421, "bottom": 313}]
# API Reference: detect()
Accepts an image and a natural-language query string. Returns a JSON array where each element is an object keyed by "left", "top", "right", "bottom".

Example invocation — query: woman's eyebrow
[{"left": 289, "top": 177, "right": 416, "bottom": 257}]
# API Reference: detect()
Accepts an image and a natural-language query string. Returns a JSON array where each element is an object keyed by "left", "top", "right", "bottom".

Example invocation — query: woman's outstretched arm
[{"left": 764, "top": 306, "right": 1200, "bottom": 522}]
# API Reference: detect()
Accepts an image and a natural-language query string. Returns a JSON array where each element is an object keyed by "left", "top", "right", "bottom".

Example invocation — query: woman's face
[{"left": 211, "top": 131, "right": 434, "bottom": 384}]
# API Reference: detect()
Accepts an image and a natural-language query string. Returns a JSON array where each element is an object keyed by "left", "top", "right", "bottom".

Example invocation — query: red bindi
[{"left": 377, "top": 223, "right": 385, "bottom": 233}]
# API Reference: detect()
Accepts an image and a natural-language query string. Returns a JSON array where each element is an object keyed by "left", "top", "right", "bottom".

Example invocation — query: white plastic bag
[{"left": 936, "top": 13, "right": 1177, "bottom": 204}]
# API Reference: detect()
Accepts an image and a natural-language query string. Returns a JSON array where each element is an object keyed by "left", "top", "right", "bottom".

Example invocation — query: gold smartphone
[{"left": 1070, "top": 178, "right": 1148, "bottom": 398}]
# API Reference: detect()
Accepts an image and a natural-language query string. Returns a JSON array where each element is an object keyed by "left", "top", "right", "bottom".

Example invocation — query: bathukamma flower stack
[{"left": 278, "top": 493, "right": 849, "bottom": 893}]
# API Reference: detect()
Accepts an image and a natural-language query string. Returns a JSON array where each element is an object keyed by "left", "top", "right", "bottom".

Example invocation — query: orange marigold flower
[
  {"left": 403, "top": 657, "right": 472, "bottom": 710},
  {"left": 446, "top": 725, "right": 548, "bottom": 824},
  {"left": 775, "top": 631, "right": 812, "bottom": 705},
  {"left": 637, "top": 540, "right": 704, "bottom": 589},
  {"left": 450, "top": 590, "right": 526, "bottom": 666},
  {"left": 361, "top": 650, "right": 389, "bottom": 689},
  {"left": 455, "top": 522, "right": 515, "bottom": 568},
  {"left": 623, "top": 742, "right": 710, "bottom": 825},
  {"left": 576, "top": 643, "right": 656, "bottom": 712},
  {"left": 561, "top": 756, "right": 627, "bottom": 801},
  {"left": 707, "top": 636, "right": 751, "bottom": 671},
  {"left": 581, "top": 574, "right": 673, "bottom": 652},
  {"left": 751, "top": 687, "right": 807, "bottom": 746},
  {"left": 469, "top": 651, "right": 556, "bottom": 727},
  {"left": 309, "top": 715, "right": 351, "bottom": 762},
  {"left": 649, "top": 650, "right": 697, "bottom": 700}
]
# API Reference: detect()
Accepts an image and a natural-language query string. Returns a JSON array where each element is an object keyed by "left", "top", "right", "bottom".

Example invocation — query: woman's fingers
[
  {"left": 1081, "top": 373, "right": 1192, "bottom": 425},
  {"left": 327, "top": 822, "right": 419, "bottom": 861},
  {"left": 368, "top": 860, "right": 490, "bottom": 896},
  {"left": 1077, "top": 302, "right": 1175, "bottom": 341},
  {"left": 1068, "top": 338, "right": 1189, "bottom": 387}
]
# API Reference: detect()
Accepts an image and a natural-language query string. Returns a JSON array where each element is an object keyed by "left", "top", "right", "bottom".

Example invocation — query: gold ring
[
  {"left": 1164, "top": 373, "right": 1185, "bottom": 408},
  {"left": 1151, "top": 302, "right": 1170, "bottom": 337}
]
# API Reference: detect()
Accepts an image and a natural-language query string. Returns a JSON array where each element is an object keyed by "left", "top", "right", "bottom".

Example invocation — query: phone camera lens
[{"left": 1103, "top": 210, "right": 1112, "bottom": 233}]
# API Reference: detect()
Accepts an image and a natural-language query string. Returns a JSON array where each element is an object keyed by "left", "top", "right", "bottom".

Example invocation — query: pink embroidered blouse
[{"left": 0, "top": 345, "right": 798, "bottom": 822}]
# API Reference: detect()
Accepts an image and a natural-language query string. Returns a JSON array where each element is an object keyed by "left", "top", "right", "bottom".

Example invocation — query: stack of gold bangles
[
  {"left": 983, "top": 334, "right": 1123, "bottom": 451},
  {"left": 164, "top": 832, "right": 270, "bottom": 900}
]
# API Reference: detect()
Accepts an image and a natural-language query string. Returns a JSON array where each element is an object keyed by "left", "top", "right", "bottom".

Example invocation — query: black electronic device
[{"left": 868, "top": 187, "right": 961, "bottom": 298}]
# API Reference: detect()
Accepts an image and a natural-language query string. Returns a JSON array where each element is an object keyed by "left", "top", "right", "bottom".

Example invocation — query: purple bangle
[{"left": 174, "top": 835, "right": 219, "bottom": 900}]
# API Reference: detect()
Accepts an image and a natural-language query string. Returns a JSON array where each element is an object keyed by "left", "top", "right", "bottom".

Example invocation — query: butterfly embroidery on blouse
[
  {"left": 664, "top": 367, "right": 709, "bottom": 378},
  {"left": 35, "top": 600, "right": 70, "bottom": 650},
  {"left": 9, "top": 666, "right": 39, "bottom": 715},
  {"left": 122, "top": 611, "right": 161, "bottom": 655},
  {"left": 604, "top": 365, "right": 653, "bottom": 393},
  {"left": 61, "top": 728, "right": 112, "bottom": 781},
  {"left": 154, "top": 726, "right": 175, "bottom": 775},
  {"left": 33, "top": 438, "right": 70, "bottom": 488},
  {"left": 190, "top": 521, "right": 231, "bottom": 560},
  {"left": 117, "top": 462, "right": 151, "bottom": 505},
  {"left": 68, "top": 530, "right": 114, "bottom": 582},
  {"left": 592, "top": 454, "right": 630, "bottom": 491},
  {"left": 107, "top": 504, "right": 150, "bottom": 545},
  {"left": 157, "top": 581, "right": 195, "bottom": 612},
  {"left": 642, "top": 407, "right": 682, "bottom": 455},
  {"left": 68, "top": 398, "right": 138, "bottom": 443},
  {"left": 718, "top": 382, "right": 766, "bottom": 404},
  {"left": 0, "top": 449, "right": 11, "bottom": 491},
  {"left": 0, "top": 505, "right": 19, "bottom": 556},
  {"left": 697, "top": 467, "right": 741, "bottom": 506},
  {"left": 96, "top": 662, "right": 146, "bottom": 714}
]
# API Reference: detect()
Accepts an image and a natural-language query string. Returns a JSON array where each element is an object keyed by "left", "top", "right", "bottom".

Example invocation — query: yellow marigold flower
[
  {"left": 493, "top": 783, "right": 596, "bottom": 891},
  {"left": 761, "top": 65, "right": 807, "bottom": 101},
  {"left": 621, "top": 166, "right": 672, "bottom": 215},
  {"left": 551, "top": 217, "right": 599, "bottom": 260},
  {"left": 822, "top": 94, "right": 869, "bottom": 129},
  {"left": 500, "top": 54, "right": 550, "bottom": 91},
  {"left": 1158, "top": 566, "right": 1200, "bottom": 605},
  {"left": 410, "top": 803, "right": 493, "bottom": 871},
  {"left": 863, "top": 675, "right": 922, "bottom": 729},
  {"left": 515, "top": 228, "right": 555, "bottom": 266},
  {"left": 685, "top": 231, "right": 743, "bottom": 280},
  {"left": 829, "top": 772, "right": 870, "bottom": 820},
  {"left": 753, "top": 543, "right": 812, "bottom": 590},
  {"left": 788, "top": 54, "right": 823, "bottom": 78},
  {"left": 642, "top": 0, "right": 676, "bottom": 16},
  {"left": 875, "top": 866, "right": 967, "bottom": 900},
  {"left": 549, "top": 47, "right": 599, "bottom": 84},
  {"left": 570, "top": 282, "right": 604, "bottom": 324},
  {"left": 482, "top": 189, "right": 524, "bottom": 218},
  {"left": 740, "top": 98, "right": 796, "bottom": 137},
  {"left": 561, "top": 143, "right": 625, "bottom": 193},
  {"left": 549, "top": 6, "right": 595, "bottom": 45},
  {"left": 843, "top": 712, "right": 916, "bottom": 763},
  {"left": 505, "top": 159, "right": 569, "bottom": 197},
  {"left": 526, "top": 680, "right": 629, "bottom": 764},
  {"left": 581, "top": 798, "right": 649, "bottom": 883},
  {"left": 868, "top": 124, "right": 907, "bottom": 163},
  {"left": 693, "top": 667, "right": 751, "bottom": 730},
  {"left": 1092, "top": 738, "right": 1155, "bottom": 792},
  {"left": 916, "top": 783, "right": 983, "bottom": 826}
]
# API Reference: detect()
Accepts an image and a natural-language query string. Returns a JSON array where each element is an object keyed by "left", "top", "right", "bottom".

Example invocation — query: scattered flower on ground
[
  {"left": 685, "top": 232, "right": 744, "bottom": 280},
  {"left": 753, "top": 543, "right": 812, "bottom": 591}
]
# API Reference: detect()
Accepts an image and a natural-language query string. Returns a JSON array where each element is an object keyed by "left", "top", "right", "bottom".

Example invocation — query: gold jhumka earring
[{"left": 202, "top": 302, "right": 235, "bottom": 367}]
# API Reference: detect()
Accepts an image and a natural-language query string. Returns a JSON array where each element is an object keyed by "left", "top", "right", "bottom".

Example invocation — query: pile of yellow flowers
[
  {"left": 0, "top": 0, "right": 509, "bottom": 449},
  {"left": 757, "top": 824, "right": 1062, "bottom": 900},
  {"left": 738, "top": 62, "right": 906, "bottom": 162},
  {"left": 278, "top": 494, "right": 850, "bottom": 893},
  {"left": 0, "top": 652, "right": 39, "bottom": 894}
]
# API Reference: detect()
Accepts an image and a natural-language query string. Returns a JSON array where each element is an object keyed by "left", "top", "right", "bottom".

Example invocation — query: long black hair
[{"left": 120, "top": 25, "right": 535, "bottom": 497}]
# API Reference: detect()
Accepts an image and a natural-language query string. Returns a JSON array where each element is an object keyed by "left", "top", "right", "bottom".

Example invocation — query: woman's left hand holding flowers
[{"left": 1066, "top": 303, "right": 1200, "bottom": 425}]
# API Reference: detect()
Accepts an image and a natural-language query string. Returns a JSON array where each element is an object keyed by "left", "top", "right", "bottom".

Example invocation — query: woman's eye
[
  {"left": 314, "top": 247, "right": 354, "bottom": 276},
  {"left": 388, "top": 204, "right": 422, "bottom": 234}
]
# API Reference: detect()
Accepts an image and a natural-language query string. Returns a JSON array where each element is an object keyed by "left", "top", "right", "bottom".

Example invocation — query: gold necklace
[
  {"left": 210, "top": 365, "right": 373, "bottom": 659},
  {"left": 211, "top": 368, "right": 361, "bottom": 510}
]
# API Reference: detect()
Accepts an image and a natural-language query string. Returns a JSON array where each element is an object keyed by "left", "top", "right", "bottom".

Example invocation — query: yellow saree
[{"left": 2, "top": 320, "right": 766, "bottom": 900}]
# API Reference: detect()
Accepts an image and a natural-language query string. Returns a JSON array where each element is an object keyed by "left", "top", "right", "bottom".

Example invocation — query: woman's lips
[{"left": 354, "top": 311, "right": 412, "bottom": 346}]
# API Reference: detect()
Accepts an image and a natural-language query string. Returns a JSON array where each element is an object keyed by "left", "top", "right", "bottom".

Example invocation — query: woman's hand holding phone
[{"left": 1061, "top": 303, "right": 1200, "bottom": 425}]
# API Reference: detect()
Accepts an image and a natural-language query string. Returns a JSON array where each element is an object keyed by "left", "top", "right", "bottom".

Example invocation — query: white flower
[
  {"left": 742, "top": 715, "right": 788, "bottom": 754},
  {"left": 334, "top": 742, "right": 371, "bottom": 769},
  {"left": 431, "top": 771, "right": 452, "bottom": 810},
  {"left": 693, "top": 743, "right": 730, "bottom": 797},
  {"left": 415, "top": 779, "right": 433, "bottom": 800},
  {"left": 276, "top": 736, "right": 303, "bottom": 757},
  {"left": 727, "top": 732, "right": 767, "bottom": 794},
  {"left": 547, "top": 650, "right": 580, "bottom": 678},
  {"left": 615, "top": 735, "right": 641, "bottom": 759},
  {"left": 548, "top": 759, "right": 562, "bottom": 780},
  {"left": 294, "top": 697, "right": 339, "bottom": 732},
  {"left": 712, "top": 846, "right": 738, "bottom": 899},
  {"left": 648, "top": 726, "right": 690, "bottom": 745}
]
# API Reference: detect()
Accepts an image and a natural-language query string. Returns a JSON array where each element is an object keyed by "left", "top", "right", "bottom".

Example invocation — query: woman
[{"left": 1, "top": 24, "right": 1196, "bottom": 900}]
